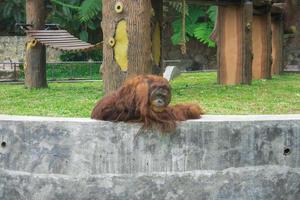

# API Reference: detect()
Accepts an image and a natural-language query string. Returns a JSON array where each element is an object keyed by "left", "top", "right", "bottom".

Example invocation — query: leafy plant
[
  {"left": 193, "top": 22, "right": 215, "bottom": 47},
  {"left": 79, "top": 0, "right": 102, "bottom": 22},
  {"left": 59, "top": 49, "right": 102, "bottom": 61},
  {"left": 0, "top": 0, "right": 26, "bottom": 35},
  {"left": 168, "top": 3, "right": 217, "bottom": 48},
  {"left": 51, "top": 0, "right": 102, "bottom": 23},
  {"left": 49, "top": 0, "right": 102, "bottom": 43},
  {"left": 51, "top": 0, "right": 80, "bottom": 10}
]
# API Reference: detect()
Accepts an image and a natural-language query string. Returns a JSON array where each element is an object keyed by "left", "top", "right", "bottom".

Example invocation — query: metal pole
[
  {"left": 51, "top": 64, "right": 54, "bottom": 80},
  {"left": 90, "top": 63, "right": 92, "bottom": 80}
]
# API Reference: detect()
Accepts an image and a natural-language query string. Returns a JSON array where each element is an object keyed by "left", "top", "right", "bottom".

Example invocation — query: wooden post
[
  {"left": 25, "top": 0, "right": 47, "bottom": 88},
  {"left": 102, "top": 0, "right": 154, "bottom": 94},
  {"left": 252, "top": 9, "right": 272, "bottom": 80},
  {"left": 271, "top": 14, "right": 284, "bottom": 75},
  {"left": 217, "top": 1, "right": 253, "bottom": 85}
]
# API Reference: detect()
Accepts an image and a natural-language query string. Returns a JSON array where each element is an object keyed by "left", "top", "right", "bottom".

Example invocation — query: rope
[{"left": 180, "top": 0, "right": 187, "bottom": 55}]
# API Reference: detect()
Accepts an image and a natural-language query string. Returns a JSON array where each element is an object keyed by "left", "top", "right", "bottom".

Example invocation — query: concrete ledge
[
  {"left": 0, "top": 114, "right": 300, "bottom": 175},
  {"left": 1, "top": 166, "right": 299, "bottom": 200},
  {"left": 1, "top": 114, "right": 300, "bottom": 122}
]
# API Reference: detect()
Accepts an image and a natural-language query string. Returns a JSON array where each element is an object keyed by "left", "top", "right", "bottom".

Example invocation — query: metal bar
[
  {"left": 90, "top": 63, "right": 92, "bottom": 80},
  {"left": 51, "top": 64, "right": 54, "bottom": 81}
]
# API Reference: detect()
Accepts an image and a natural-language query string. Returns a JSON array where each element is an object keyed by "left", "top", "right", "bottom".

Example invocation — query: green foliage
[
  {"left": 50, "top": 0, "right": 102, "bottom": 23},
  {"left": 0, "top": 0, "right": 26, "bottom": 35},
  {"left": 169, "top": 3, "right": 217, "bottom": 48},
  {"left": 170, "top": 6, "right": 206, "bottom": 44},
  {"left": 59, "top": 52, "right": 88, "bottom": 61},
  {"left": 88, "top": 49, "right": 103, "bottom": 61},
  {"left": 207, "top": 6, "right": 217, "bottom": 22},
  {"left": 79, "top": 0, "right": 102, "bottom": 22},
  {"left": 167, "top": 2, "right": 189, "bottom": 14},
  {"left": 51, "top": 0, "right": 80, "bottom": 10},
  {"left": 193, "top": 23, "right": 215, "bottom": 48},
  {"left": 59, "top": 50, "right": 102, "bottom": 61},
  {"left": 79, "top": 30, "right": 89, "bottom": 41},
  {"left": 49, "top": 0, "right": 101, "bottom": 43}
]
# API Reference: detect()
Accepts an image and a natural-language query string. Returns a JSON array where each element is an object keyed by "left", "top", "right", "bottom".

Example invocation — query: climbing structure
[{"left": 26, "top": 30, "right": 102, "bottom": 52}]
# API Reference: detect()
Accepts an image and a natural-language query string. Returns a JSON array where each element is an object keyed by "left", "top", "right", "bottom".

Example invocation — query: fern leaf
[
  {"left": 171, "top": 32, "right": 182, "bottom": 45},
  {"left": 207, "top": 6, "right": 217, "bottom": 22},
  {"left": 79, "top": 0, "right": 102, "bottom": 22},
  {"left": 193, "top": 23, "right": 215, "bottom": 47},
  {"left": 167, "top": 1, "right": 189, "bottom": 15},
  {"left": 51, "top": 0, "right": 80, "bottom": 10},
  {"left": 187, "top": 6, "right": 206, "bottom": 23}
]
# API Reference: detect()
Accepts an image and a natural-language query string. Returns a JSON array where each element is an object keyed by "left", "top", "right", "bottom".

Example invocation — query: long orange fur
[{"left": 91, "top": 75, "right": 204, "bottom": 132}]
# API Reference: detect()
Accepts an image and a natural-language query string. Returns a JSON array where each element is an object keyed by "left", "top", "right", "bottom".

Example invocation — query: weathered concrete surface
[
  {"left": 0, "top": 36, "right": 61, "bottom": 62},
  {"left": 0, "top": 115, "right": 300, "bottom": 175},
  {"left": 0, "top": 115, "right": 300, "bottom": 200},
  {"left": 0, "top": 166, "right": 299, "bottom": 200}
]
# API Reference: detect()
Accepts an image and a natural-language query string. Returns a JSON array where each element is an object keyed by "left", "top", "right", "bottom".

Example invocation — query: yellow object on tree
[{"left": 114, "top": 20, "right": 129, "bottom": 72}]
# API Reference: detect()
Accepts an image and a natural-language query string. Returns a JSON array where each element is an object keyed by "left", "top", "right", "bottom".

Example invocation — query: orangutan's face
[{"left": 149, "top": 86, "right": 171, "bottom": 112}]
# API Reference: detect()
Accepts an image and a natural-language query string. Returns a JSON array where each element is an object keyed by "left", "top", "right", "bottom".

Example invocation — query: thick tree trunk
[
  {"left": 217, "top": 2, "right": 253, "bottom": 85},
  {"left": 102, "top": 0, "right": 155, "bottom": 94},
  {"left": 25, "top": 0, "right": 47, "bottom": 88}
]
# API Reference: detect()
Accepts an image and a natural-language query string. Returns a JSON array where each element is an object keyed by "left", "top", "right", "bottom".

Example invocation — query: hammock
[{"left": 26, "top": 30, "right": 102, "bottom": 52}]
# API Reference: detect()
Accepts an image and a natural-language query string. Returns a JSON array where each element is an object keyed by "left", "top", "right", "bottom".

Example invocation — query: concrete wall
[
  {"left": 0, "top": 114, "right": 300, "bottom": 199},
  {"left": 1, "top": 166, "right": 299, "bottom": 200},
  {"left": 0, "top": 36, "right": 61, "bottom": 62}
]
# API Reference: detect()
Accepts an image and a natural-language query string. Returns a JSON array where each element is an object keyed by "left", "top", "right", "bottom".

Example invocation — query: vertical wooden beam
[
  {"left": 151, "top": 0, "right": 163, "bottom": 75},
  {"left": 271, "top": 14, "right": 284, "bottom": 75},
  {"left": 25, "top": 0, "right": 47, "bottom": 88},
  {"left": 252, "top": 9, "right": 272, "bottom": 80},
  {"left": 217, "top": 1, "right": 253, "bottom": 85}
]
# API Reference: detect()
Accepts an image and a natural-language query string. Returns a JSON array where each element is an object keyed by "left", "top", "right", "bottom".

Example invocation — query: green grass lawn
[
  {"left": 18, "top": 63, "right": 101, "bottom": 80},
  {"left": 0, "top": 72, "right": 299, "bottom": 117}
]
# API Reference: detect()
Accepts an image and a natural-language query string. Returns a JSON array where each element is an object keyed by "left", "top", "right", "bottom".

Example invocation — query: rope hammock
[{"left": 26, "top": 29, "right": 102, "bottom": 52}]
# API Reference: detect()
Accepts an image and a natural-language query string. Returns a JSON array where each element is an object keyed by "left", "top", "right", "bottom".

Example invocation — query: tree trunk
[
  {"left": 217, "top": 2, "right": 253, "bottom": 85},
  {"left": 25, "top": 0, "right": 47, "bottom": 88},
  {"left": 102, "top": 0, "right": 154, "bottom": 94},
  {"left": 151, "top": 0, "right": 163, "bottom": 75}
]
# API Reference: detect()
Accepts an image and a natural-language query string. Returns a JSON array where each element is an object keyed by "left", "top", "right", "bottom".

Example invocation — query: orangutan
[{"left": 91, "top": 75, "right": 203, "bottom": 132}]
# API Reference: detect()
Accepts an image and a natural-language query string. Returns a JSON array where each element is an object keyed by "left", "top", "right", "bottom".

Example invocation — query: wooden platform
[{"left": 27, "top": 30, "right": 102, "bottom": 52}]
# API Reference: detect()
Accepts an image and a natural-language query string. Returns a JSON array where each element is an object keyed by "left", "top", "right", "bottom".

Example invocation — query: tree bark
[
  {"left": 102, "top": 0, "right": 153, "bottom": 94},
  {"left": 25, "top": 0, "right": 47, "bottom": 88}
]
